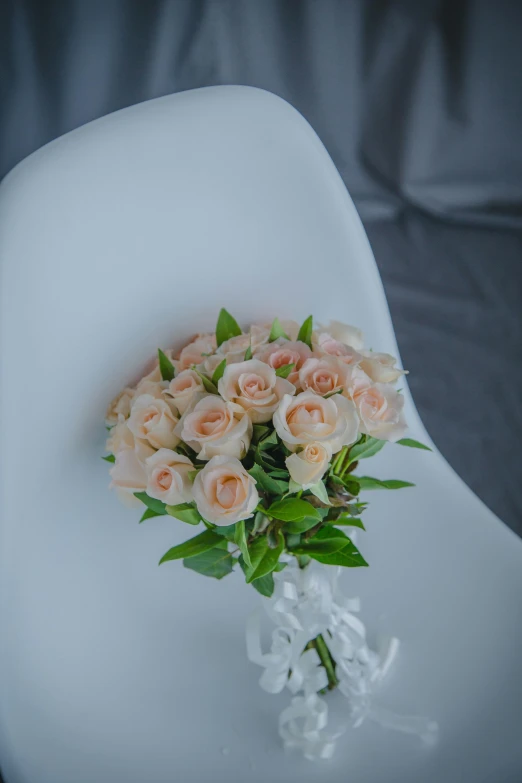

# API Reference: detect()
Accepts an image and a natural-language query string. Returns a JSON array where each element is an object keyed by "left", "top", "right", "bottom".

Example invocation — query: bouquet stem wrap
[{"left": 246, "top": 557, "right": 438, "bottom": 760}]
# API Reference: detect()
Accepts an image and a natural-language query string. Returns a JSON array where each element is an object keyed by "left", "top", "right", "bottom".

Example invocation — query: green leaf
[
  {"left": 284, "top": 516, "right": 322, "bottom": 534},
  {"left": 269, "top": 317, "right": 289, "bottom": 342},
  {"left": 268, "top": 468, "right": 290, "bottom": 479},
  {"left": 139, "top": 508, "right": 162, "bottom": 523},
  {"left": 213, "top": 522, "right": 237, "bottom": 541},
  {"left": 396, "top": 438, "right": 432, "bottom": 452},
  {"left": 296, "top": 315, "right": 313, "bottom": 349},
  {"left": 183, "top": 546, "right": 234, "bottom": 579},
  {"left": 347, "top": 436, "right": 386, "bottom": 464},
  {"left": 215, "top": 308, "right": 242, "bottom": 347},
  {"left": 308, "top": 538, "right": 368, "bottom": 568},
  {"left": 275, "top": 363, "right": 295, "bottom": 379},
  {"left": 287, "top": 478, "right": 301, "bottom": 495},
  {"left": 329, "top": 514, "right": 365, "bottom": 530},
  {"left": 258, "top": 429, "right": 279, "bottom": 451},
  {"left": 187, "top": 468, "right": 202, "bottom": 482},
  {"left": 249, "top": 463, "right": 288, "bottom": 495},
  {"left": 244, "top": 344, "right": 253, "bottom": 361},
  {"left": 244, "top": 531, "right": 284, "bottom": 583},
  {"left": 211, "top": 358, "right": 227, "bottom": 385},
  {"left": 158, "top": 349, "right": 176, "bottom": 381},
  {"left": 192, "top": 367, "right": 219, "bottom": 394},
  {"left": 267, "top": 498, "right": 322, "bottom": 523},
  {"left": 290, "top": 527, "right": 349, "bottom": 556},
  {"left": 234, "top": 519, "right": 252, "bottom": 569},
  {"left": 251, "top": 572, "right": 275, "bottom": 597},
  {"left": 252, "top": 424, "right": 270, "bottom": 444},
  {"left": 307, "top": 481, "right": 331, "bottom": 505},
  {"left": 102, "top": 454, "right": 115, "bottom": 463},
  {"left": 159, "top": 529, "right": 222, "bottom": 564},
  {"left": 165, "top": 503, "right": 201, "bottom": 525},
  {"left": 134, "top": 492, "right": 167, "bottom": 515},
  {"left": 238, "top": 557, "right": 275, "bottom": 597},
  {"left": 356, "top": 476, "right": 415, "bottom": 490}
]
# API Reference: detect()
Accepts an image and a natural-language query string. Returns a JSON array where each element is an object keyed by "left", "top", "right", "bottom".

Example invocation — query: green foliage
[
  {"left": 346, "top": 436, "right": 386, "bottom": 464},
  {"left": 269, "top": 317, "right": 289, "bottom": 342},
  {"left": 356, "top": 476, "right": 415, "bottom": 490},
  {"left": 249, "top": 463, "right": 288, "bottom": 496},
  {"left": 158, "top": 349, "right": 176, "bottom": 381},
  {"left": 329, "top": 514, "right": 365, "bottom": 530},
  {"left": 165, "top": 503, "right": 201, "bottom": 525},
  {"left": 275, "top": 363, "right": 295, "bottom": 378},
  {"left": 238, "top": 556, "right": 275, "bottom": 596},
  {"left": 396, "top": 438, "right": 432, "bottom": 451},
  {"left": 307, "top": 481, "right": 331, "bottom": 505},
  {"left": 243, "top": 531, "right": 284, "bottom": 583},
  {"left": 234, "top": 519, "right": 252, "bottom": 569},
  {"left": 257, "top": 429, "right": 279, "bottom": 451},
  {"left": 159, "top": 529, "right": 222, "bottom": 564},
  {"left": 213, "top": 523, "right": 237, "bottom": 541},
  {"left": 139, "top": 508, "right": 162, "bottom": 523},
  {"left": 244, "top": 344, "right": 253, "bottom": 360},
  {"left": 134, "top": 492, "right": 167, "bottom": 515},
  {"left": 267, "top": 497, "right": 322, "bottom": 523},
  {"left": 184, "top": 544, "right": 234, "bottom": 579},
  {"left": 289, "top": 526, "right": 349, "bottom": 556},
  {"left": 192, "top": 367, "right": 219, "bottom": 394},
  {"left": 215, "top": 308, "right": 242, "bottom": 347},
  {"left": 284, "top": 516, "right": 322, "bottom": 534},
  {"left": 102, "top": 454, "right": 115, "bottom": 463},
  {"left": 309, "top": 539, "right": 368, "bottom": 568},
  {"left": 211, "top": 358, "right": 227, "bottom": 385},
  {"left": 297, "top": 315, "right": 313, "bottom": 349}
]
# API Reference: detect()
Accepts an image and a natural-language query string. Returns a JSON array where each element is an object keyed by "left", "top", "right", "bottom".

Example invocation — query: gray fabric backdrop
[{"left": 1, "top": 0, "right": 521, "bottom": 534}]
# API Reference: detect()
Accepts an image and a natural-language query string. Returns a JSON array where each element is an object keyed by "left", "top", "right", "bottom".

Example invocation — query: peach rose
[
  {"left": 110, "top": 438, "right": 155, "bottom": 499},
  {"left": 134, "top": 378, "right": 168, "bottom": 399},
  {"left": 179, "top": 395, "right": 252, "bottom": 460},
  {"left": 164, "top": 369, "right": 205, "bottom": 414},
  {"left": 355, "top": 383, "right": 407, "bottom": 442},
  {"left": 254, "top": 339, "right": 312, "bottom": 386},
  {"left": 315, "top": 332, "right": 362, "bottom": 366},
  {"left": 177, "top": 334, "right": 217, "bottom": 371},
  {"left": 316, "top": 320, "right": 364, "bottom": 350},
  {"left": 145, "top": 448, "right": 194, "bottom": 505},
  {"left": 106, "top": 416, "right": 135, "bottom": 454},
  {"left": 105, "top": 388, "right": 134, "bottom": 425},
  {"left": 218, "top": 359, "right": 295, "bottom": 423},
  {"left": 359, "top": 351, "right": 406, "bottom": 384},
  {"left": 273, "top": 390, "right": 359, "bottom": 453},
  {"left": 343, "top": 366, "right": 373, "bottom": 401},
  {"left": 193, "top": 455, "right": 259, "bottom": 525},
  {"left": 286, "top": 442, "right": 331, "bottom": 488},
  {"left": 127, "top": 394, "right": 179, "bottom": 450},
  {"left": 298, "top": 356, "right": 347, "bottom": 397}
]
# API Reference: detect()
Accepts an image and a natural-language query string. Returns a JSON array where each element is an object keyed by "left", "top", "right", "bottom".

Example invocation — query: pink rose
[
  {"left": 110, "top": 438, "right": 156, "bottom": 503},
  {"left": 343, "top": 366, "right": 373, "bottom": 401},
  {"left": 315, "top": 332, "right": 362, "bottom": 366},
  {"left": 105, "top": 388, "right": 134, "bottom": 426},
  {"left": 298, "top": 356, "right": 347, "bottom": 397},
  {"left": 355, "top": 383, "right": 407, "bottom": 442},
  {"left": 193, "top": 456, "right": 259, "bottom": 525},
  {"left": 218, "top": 359, "right": 295, "bottom": 423},
  {"left": 127, "top": 394, "right": 179, "bottom": 449},
  {"left": 106, "top": 417, "right": 135, "bottom": 454},
  {"left": 316, "top": 320, "right": 364, "bottom": 350},
  {"left": 164, "top": 369, "right": 205, "bottom": 414},
  {"left": 254, "top": 339, "right": 312, "bottom": 386},
  {"left": 180, "top": 395, "right": 252, "bottom": 460},
  {"left": 177, "top": 334, "right": 217, "bottom": 371},
  {"left": 285, "top": 442, "right": 331, "bottom": 488},
  {"left": 145, "top": 448, "right": 194, "bottom": 505},
  {"left": 359, "top": 351, "right": 406, "bottom": 384},
  {"left": 273, "top": 390, "right": 358, "bottom": 453}
]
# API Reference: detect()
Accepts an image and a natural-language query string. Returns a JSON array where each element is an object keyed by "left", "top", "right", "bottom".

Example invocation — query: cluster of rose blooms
[{"left": 105, "top": 312, "right": 407, "bottom": 530}]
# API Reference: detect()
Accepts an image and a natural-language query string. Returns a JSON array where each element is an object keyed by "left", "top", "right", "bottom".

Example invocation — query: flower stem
[
  {"left": 313, "top": 633, "right": 339, "bottom": 690},
  {"left": 331, "top": 447, "right": 348, "bottom": 476}
]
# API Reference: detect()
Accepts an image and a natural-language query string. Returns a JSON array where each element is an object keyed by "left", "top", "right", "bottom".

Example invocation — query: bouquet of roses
[{"left": 105, "top": 309, "right": 428, "bottom": 707}]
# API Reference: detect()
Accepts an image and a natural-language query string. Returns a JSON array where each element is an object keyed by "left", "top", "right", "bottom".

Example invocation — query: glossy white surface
[{"left": 1, "top": 86, "right": 521, "bottom": 783}]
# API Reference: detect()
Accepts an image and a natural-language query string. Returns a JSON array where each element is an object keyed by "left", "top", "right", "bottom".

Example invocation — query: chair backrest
[{"left": 1, "top": 86, "right": 521, "bottom": 783}]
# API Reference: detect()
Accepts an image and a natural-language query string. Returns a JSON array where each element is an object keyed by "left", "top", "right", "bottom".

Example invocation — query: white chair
[{"left": 1, "top": 86, "right": 521, "bottom": 783}]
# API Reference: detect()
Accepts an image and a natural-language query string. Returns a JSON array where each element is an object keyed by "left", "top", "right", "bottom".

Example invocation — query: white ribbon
[{"left": 246, "top": 561, "right": 438, "bottom": 760}]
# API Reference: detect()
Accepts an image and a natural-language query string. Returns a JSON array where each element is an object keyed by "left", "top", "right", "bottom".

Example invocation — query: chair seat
[{"left": 1, "top": 86, "right": 521, "bottom": 783}]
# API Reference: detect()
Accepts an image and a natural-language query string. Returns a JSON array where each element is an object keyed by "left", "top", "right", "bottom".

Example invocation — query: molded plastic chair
[{"left": 1, "top": 87, "right": 521, "bottom": 783}]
